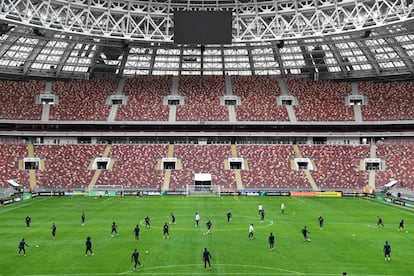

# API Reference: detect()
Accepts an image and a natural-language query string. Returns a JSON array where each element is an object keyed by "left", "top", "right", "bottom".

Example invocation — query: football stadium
[{"left": 1, "top": 0, "right": 414, "bottom": 275}]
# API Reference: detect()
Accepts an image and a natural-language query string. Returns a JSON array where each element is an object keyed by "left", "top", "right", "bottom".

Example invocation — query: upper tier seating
[
  {"left": 0, "top": 80, "right": 43, "bottom": 120},
  {"left": 1, "top": 77, "right": 414, "bottom": 122},
  {"left": 231, "top": 76, "right": 289, "bottom": 121},
  {"left": 50, "top": 78, "right": 117, "bottom": 120},
  {"left": 359, "top": 81, "right": 414, "bottom": 121},
  {"left": 116, "top": 76, "right": 171, "bottom": 121},
  {"left": 285, "top": 78, "right": 354, "bottom": 121},
  {"left": 176, "top": 76, "right": 228, "bottom": 121}
]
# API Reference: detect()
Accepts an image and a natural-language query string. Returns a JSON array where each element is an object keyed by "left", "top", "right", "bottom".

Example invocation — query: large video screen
[{"left": 173, "top": 11, "right": 232, "bottom": 45}]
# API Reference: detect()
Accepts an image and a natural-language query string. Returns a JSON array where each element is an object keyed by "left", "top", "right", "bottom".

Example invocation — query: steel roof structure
[{"left": 0, "top": 0, "right": 413, "bottom": 80}]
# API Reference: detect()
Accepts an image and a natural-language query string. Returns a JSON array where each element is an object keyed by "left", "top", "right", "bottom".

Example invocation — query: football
[{"left": 145, "top": 251, "right": 149, "bottom": 254}]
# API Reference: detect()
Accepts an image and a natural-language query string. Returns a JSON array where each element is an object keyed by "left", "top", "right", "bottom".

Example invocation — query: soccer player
[
  {"left": 398, "top": 219, "right": 404, "bottom": 231},
  {"left": 226, "top": 211, "right": 232, "bottom": 223},
  {"left": 171, "top": 212, "right": 176, "bottom": 224},
  {"left": 145, "top": 216, "right": 150, "bottom": 228},
  {"left": 111, "top": 221, "right": 118, "bottom": 237},
  {"left": 206, "top": 220, "right": 212, "bottom": 234},
  {"left": 131, "top": 249, "right": 143, "bottom": 270},
  {"left": 301, "top": 226, "right": 310, "bottom": 241},
  {"left": 25, "top": 215, "right": 31, "bottom": 229},
  {"left": 258, "top": 203, "right": 263, "bottom": 216},
  {"left": 202, "top": 247, "right": 212, "bottom": 269},
  {"left": 81, "top": 212, "right": 85, "bottom": 226},
  {"left": 268, "top": 232, "right": 275, "bottom": 251},
  {"left": 281, "top": 202, "right": 285, "bottom": 214},
  {"left": 133, "top": 224, "right": 140, "bottom": 242},
  {"left": 85, "top": 236, "right": 94, "bottom": 256},
  {"left": 383, "top": 241, "right": 391, "bottom": 261},
  {"left": 195, "top": 212, "right": 200, "bottom": 227},
  {"left": 18, "top": 238, "right": 29, "bottom": 256},
  {"left": 260, "top": 209, "right": 265, "bottom": 222},
  {"left": 51, "top": 223, "right": 56, "bottom": 239},
  {"left": 163, "top": 222, "right": 170, "bottom": 239},
  {"left": 377, "top": 216, "right": 384, "bottom": 227},
  {"left": 318, "top": 215, "right": 324, "bottom": 229},
  {"left": 248, "top": 223, "right": 255, "bottom": 240}
]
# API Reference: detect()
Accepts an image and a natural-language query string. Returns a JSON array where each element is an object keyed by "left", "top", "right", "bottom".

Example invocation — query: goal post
[
  {"left": 186, "top": 184, "right": 221, "bottom": 197},
  {"left": 88, "top": 185, "right": 124, "bottom": 197}
]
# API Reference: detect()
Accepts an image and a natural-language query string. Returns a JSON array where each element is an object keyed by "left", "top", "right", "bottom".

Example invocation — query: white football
[
  {"left": 145, "top": 251, "right": 149, "bottom": 253},
  {"left": 36, "top": 245, "right": 39, "bottom": 247}
]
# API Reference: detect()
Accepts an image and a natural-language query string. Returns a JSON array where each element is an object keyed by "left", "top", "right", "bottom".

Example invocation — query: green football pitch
[{"left": 1, "top": 195, "right": 414, "bottom": 275}]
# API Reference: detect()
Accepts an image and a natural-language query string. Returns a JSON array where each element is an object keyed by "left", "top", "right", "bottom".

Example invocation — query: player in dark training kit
[
  {"left": 145, "top": 216, "right": 150, "bottom": 228},
  {"left": 377, "top": 216, "right": 384, "bottom": 227},
  {"left": 206, "top": 220, "right": 212, "bottom": 234},
  {"left": 85, "top": 236, "right": 94, "bottom": 256},
  {"left": 170, "top": 212, "right": 176, "bottom": 224},
  {"left": 51, "top": 223, "right": 56, "bottom": 239},
  {"left": 202, "top": 247, "right": 212, "bottom": 269},
  {"left": 227, "top": 211, "right": 232, "bottom": 223},
  {"left": 301, "top": 226, "right": 310, "bottom": 241},
  {"left": 268, "top": 232, "right": 275, "bottom": 251},
  {"left": 318, "top": 215, "right": 324, "bottom": 229},
  {"left": 131, "top": 249, "right": 143, "bottom": 270},
  {"left": 111, "top": 222, "right": 118, "bottom": 237},
  {"left": 81, "top": 212, "right": 85, "bottom": 226},
  {"left": 18, "top": 238, "right": 29, "bottom": 256},
  {"left": 133, "top": 224, "right": 140, "bottom": 242},
  {"left": 398, "top": 219, "right": 404, "bottom": 231},
  {"left": 383, "top": 241, "right": 391, "bottom": 261},
  {"left": 25, "top": 215, "right": 31, "bottom": 229},
  {"left": 163, "top": 222, "right": 170, "bottom": 239}
]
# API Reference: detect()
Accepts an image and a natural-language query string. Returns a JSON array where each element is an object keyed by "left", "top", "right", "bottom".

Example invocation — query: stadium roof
[{"left": 0, "top": 0, "right": 413, "bottom": 80}]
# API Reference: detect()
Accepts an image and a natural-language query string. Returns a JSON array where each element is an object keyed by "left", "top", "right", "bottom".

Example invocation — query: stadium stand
[
  {"left": 359, "top": 81, "right": 414, "bottom": 121},
  {"left": 116, "top": 76, "right": 171, "bottom": 121},
  {"left": 169, "top": 144, "right": 236, "bottom": 190},
  {"left": 3, "top": 77, "right": 414, "bottom": 123},
  {"left": 176, "top": 76, "right": 228, "bottom": 121},
  {"left": 50, "top": 78, "right": 117, "bottom": 121},
  {"left": 231, "top": 76, "right": 289, "bottom": 121},
  {"left": 0, "top": 80, "right": 43, "bottom": 120},
  {"left": 0, "top": 141, "right": 412, "bottom": 191},
  {"left": 285, "top": 78, "right": 354, "bottom": 121},
  {"left": 375, "top": 144, "right": 414, "bottom": 190},
  {"left": 236, "top": 144, "right": 310, "bottom": 189},
  {"left": 299, "top": 145, "right": 370, "bottom": 189},
  {"left": 97, "top": 144, "right": 168, "bottom": 189},
  {"left": 0, "top": 144, "right": 29, "bottom": 188},
  {"left": 35, "top": 145, "right": 105, "bottom": 189}
]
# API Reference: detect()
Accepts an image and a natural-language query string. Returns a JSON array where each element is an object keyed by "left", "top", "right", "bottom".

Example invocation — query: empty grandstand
[{"left": 0, "top": 0, "right": 413, "bottom": 199}]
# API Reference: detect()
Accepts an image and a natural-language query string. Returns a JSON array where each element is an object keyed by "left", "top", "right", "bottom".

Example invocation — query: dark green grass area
[{"left": 1, "top": 196, "right": 414, "bottom": 275}]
